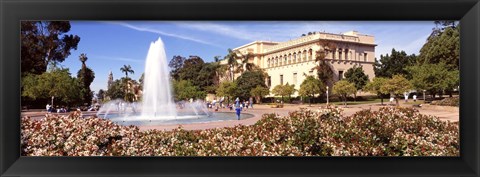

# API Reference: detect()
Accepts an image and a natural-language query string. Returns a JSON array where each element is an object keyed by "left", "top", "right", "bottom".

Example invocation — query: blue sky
[{"left": 60, "top": 21, "right": 437, "bottom": 94}]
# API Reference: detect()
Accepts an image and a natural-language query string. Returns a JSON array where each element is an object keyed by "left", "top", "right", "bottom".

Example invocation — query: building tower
[{"left": 107, "top": 70, "right": 113, "bottom": 89}]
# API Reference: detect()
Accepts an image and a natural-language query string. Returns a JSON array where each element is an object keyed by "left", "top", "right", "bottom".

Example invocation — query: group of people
[
  {"left": 207, "top": 97, "right": 254, "bottom": 112},
  {"left": 45, "top": 104, "right": 68, "bottom": 113},
  {"left": 389, "top": 93, "right": 418, "bottom": 104}
]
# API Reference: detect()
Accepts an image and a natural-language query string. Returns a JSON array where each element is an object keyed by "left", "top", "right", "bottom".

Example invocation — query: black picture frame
[{"left": 1, "top": 0, "right": 479, "bottom": 176}]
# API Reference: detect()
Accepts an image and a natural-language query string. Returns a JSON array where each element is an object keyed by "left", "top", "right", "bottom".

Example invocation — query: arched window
[
  {"left": 308, "top": 49, "right": 313, "bottom": 60},
  {"left": 338, "top": 48, "right": 343, "bottom": 60},
  {"left": 292, "top": 52, "right": 296, "bottom": 63},
  {"left": 303, "top": 50, "right": 307, "bottom": 61},
  {"left": 284, "top": 55, "right": 287, "bottom": 65},
  {"left": 288, "top": 54, "right": 292, "bottom": 64},
  {"left": 297, "top": 52, "right": 301, "bottom": 62},
  {"left": 345, "top": 49, "right": 349, "bottom": 60},
  {"left": 267, "top": 58, "right": 271, "bottom": 67}
]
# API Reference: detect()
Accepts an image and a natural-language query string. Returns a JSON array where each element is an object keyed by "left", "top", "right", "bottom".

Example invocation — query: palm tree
[
  {"left": 236, "top": 51, "right": 257, "bottom": 74},
  {"left": 224, "top": 49, "right": 241, "bottom": 81},
  {"left": 120, "top": 64, "right": 134, "bottom": 79},
  {"left": 79, "top": 53, "right": 88, "bottom": 69},
  {"left": 120, "top": 65, "right": 134, "bottom": 102}
]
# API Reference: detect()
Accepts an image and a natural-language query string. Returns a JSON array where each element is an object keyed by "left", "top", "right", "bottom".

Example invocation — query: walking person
[
  {"left": 413, "top": 94, "right": 417, "bottom": 102},
  {"left": 46, "top": 104, "right": 51, "bottom": 112},
  {"left": 249, "top": 97, "right": 253, "bottom": 109},
  {"left": 235, "top": 100, "right": 241, "bottom": 120}
]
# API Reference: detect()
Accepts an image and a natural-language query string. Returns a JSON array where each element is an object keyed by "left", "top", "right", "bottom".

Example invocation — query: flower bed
[
  {"left": 431, "top": 97, "right": 459, "bottom": 107},
  {"left": 21, "top": 107, "right": 459, "bottom": 156}
]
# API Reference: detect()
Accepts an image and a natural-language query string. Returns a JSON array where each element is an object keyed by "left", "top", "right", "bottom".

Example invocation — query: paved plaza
[{"left": 21, "top": 100, "right": 459, "bottom": 131}]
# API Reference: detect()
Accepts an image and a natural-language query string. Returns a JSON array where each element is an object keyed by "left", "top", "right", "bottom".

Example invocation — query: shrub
[
  {"left": 21, "top": 107, "right": 459, "bottom": 156},
  {"left": 431, "top": 97, "right": 459, "bottom": 107}
]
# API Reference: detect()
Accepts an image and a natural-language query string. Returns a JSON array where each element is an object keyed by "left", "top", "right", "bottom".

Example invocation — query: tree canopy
[
  {"left": 344, "top": 66, "right": 369, "bottom": 91},
  {"left": 235, "top": 71, "right": 267, "bottom": 100},
  {"left": 272, "top": 83, "right": 296, "bottom": 102},
  {"left": 332, "top": 80, "right": 357, "bottom": 107},
  {"left": 216, "top": 81, "right": 238, "bottom": 104},
  {"left": 364, "top": 77, "right": 389, "bottom": 104},
  {"left": 106, "top": 79, "right": 127, "bottom": 100},
  {"left": 418, "top": 21, "right": 459, "bottom": 69},
  {"left": 168, "top": 55, "right": 186, "bottom": 80},
  {"left": 314, "top": 41, "right": 337, "bottom": 86},
  {"left": 250, "top": 85, "right": 270, "bottom": 104},
  {"left": 298, "top": 76, "right": 325, "bottom": 106},
  {"left": 380, "top": 75, "right": 412, "bottom": 106},
  {"left": 21, "top": 21, "right": 80, "bottom": 75},
  {"left": 407, "top": 62, "right": 459, "bottom": 97},
  {"left": 172, "top": 80, "right": 206, "bottom": 101},
  {"left": 374, "top": 49, "right": 417, "bottom": 79},
  {"left": 22, "top": 68, "right": 81, "bottom": 106}
]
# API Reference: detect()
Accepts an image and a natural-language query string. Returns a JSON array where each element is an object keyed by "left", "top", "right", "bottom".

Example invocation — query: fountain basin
[{"left": 100, "top": 112, "right": 255, "bottom": 126}]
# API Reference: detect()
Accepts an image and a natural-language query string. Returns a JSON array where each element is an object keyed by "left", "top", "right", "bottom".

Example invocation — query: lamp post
[
  {"left": 51, "top": 96, "right": 54, "bottom": 107},
  {"left": 423, "top": 90, "right": 426, "bottom": 102},
  {"left": 326, "top": 86, "right": 329, "bottom": 105}
]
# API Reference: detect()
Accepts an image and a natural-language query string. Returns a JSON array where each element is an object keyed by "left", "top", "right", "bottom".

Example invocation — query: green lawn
[{"left": 331, "top": 98, "right": 383, "bottom": 106}]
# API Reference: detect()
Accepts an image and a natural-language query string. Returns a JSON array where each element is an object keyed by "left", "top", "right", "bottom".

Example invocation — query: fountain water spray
[
  {"left": 96, "top": 37, "right": 214, "bottom": 122},
  {"left": 141, "top": 37, "right": 177, "bottom": 119}
]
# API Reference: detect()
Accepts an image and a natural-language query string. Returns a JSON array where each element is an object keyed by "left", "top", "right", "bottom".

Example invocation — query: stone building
[{"left": 220, "top": 30, "right": 376, "bottom": 97}]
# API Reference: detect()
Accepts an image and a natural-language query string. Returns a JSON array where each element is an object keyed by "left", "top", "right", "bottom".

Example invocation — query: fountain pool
[{"left": 96, "top": 37, "right": 254, "bottom": 126}]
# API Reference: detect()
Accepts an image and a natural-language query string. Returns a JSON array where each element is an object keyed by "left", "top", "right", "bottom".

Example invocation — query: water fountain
[{"left": 96, "top": 37, "right": 253, "bottom": 126}]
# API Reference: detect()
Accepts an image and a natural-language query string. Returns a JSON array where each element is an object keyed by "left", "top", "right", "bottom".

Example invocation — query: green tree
[
  {"left": 197, "top": 62, "right": 220, "bottom": 93},
  {"left": 21, "top": 21, "right": 81, "bottom": 75},
  {"left": 344, "top": 66, "right": 369, "bottom": 101},
  {"left": 332, "top": 80, "right": 357, "bottom": 107},
  {"left": 216, "top": 81, "right": 238, "bottom": 106},
  {"left": 272, "top": 85, "right": 286, "bottom": 102},
  {"left": 97, "top": 89, "right": 105, "bottom": 103},
  {"left": 374, "top": 49, "right": 417, "bottom": 79},
  {"left": 313, "top": 41, "right": 337, "bottom": 86},
  {"left": 22, "top": 68, "right": 81, "bottom": 106},
  {"left": 407, "top": 62, "right": 459, "bottom": 98},
  {"left": 235, "top": 70, "right": 267, "bottom": 100},
  {"left": 77, "top": 53, "right": 95, "bottom": 105},
  {"left": 172, "top": 80, "right": 206, "bottom": 101},
  {"left": 284, "top": 83, "right": 296, "bottom": 102},
  {"left": 298, "top": 76, "right": 325, "bottom": 106},
  {"left": 168, "top": 55, "right": 186, "bottom": 80},
  {"left": 314, "top": 60, "right": 335, "bottom": 87},
  {"left": 178, "top": 55, "right": 205, "bottom": 82},
  {"left": 272, "top": 83, "right": 296, "bottom": 103},
  {"left": 418, "top": 21, "right": 459, "bottom": 69},
  {"left": 250, "top": 85, "right": 269, "bottom": 104},
  {"left": 364, "top": 77, "right": 389, "bottom": 105},
  {"left": 105, "top": 79, "right": 126, "bottom": 100},
  {"left": 380, "top": 75, "right": 412, "bottom": 106}
]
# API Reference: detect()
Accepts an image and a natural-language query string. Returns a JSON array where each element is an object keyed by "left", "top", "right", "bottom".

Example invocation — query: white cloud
[
  {"left": 107, "top": 21, "right": 223, "bottom": 48},
  {"left": 171, "top": 21, "right": 345, "bottom": 43},
  {"left": 93, "top": 55, "right": 143, "bottom": 63}
]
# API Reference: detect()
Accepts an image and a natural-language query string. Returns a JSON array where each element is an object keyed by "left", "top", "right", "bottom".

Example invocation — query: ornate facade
[{"left": 221, "top": 31, "right": 376, "bottom": 97}]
